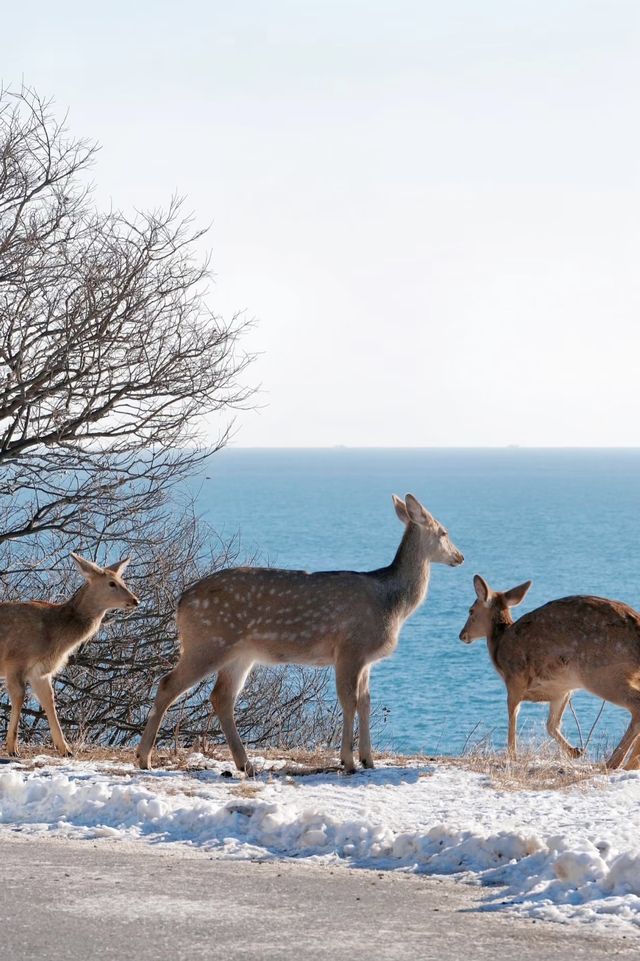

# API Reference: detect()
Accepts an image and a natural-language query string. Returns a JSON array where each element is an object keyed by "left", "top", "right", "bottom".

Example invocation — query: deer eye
[{"left": 109, "top": 580, "right": 117, "bottom": 588}]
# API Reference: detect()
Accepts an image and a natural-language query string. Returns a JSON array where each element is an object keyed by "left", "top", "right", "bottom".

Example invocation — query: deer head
[
  {"left": 459, "top": 573, "right": 531, "bottom": 643},
  {"left": 71, "top": 554, "right": 140, "bottom": 611},
  {"left": 392, "top": 493, "right": 464, "bottom": 566}
]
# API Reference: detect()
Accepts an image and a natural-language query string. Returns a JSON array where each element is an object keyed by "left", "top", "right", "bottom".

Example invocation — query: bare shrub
[{"left": 0, "top": 85, "right": 338, "bottom": 754}]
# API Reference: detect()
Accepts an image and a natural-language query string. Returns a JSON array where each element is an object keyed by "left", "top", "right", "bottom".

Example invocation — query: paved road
[{"left": 0, "top": 835, "right": 636, "bottom": 961}]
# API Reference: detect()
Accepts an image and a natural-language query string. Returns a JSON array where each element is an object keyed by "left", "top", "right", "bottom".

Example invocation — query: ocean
[{"left": 198, "top": 448, "right": 640, "bottom": 756}]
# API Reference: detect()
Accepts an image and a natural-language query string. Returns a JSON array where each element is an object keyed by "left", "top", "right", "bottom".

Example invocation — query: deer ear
[
  {"left": 392, "top": 494, "right": 410, "bottom": 524},
  {"left": 105, "top": 558, "right": 130, "bottom": 576},
  {"left": 473, "top": 574, "right": 492, "bottom": 603},
  {"left": 71, "top": 553, "right": 103, "bottom": 579},
  {"left": 503, "top": 580, "right": 532, "bottom": 607},
  {"left": 404, "top": 493, "right": 428, "bottom": 525}
]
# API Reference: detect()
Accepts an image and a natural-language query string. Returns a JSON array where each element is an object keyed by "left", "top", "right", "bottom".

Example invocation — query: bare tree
[
  {"left": 12, "top": 510, "right": 338, "bottom": 753},
  {"left": 0, "top": 85, "right": 250, "bottom": 579},
  {"left": 0, "top": 85, "right": 338, "bottom": 753}
]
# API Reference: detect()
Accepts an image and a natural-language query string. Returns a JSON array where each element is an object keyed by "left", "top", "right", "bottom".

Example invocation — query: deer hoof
[
  {"left": 7, "top": 749, "right": 20, "bottom": 758},
  {"left": 360, "top": 758, "right": 375, "bottom": 769},
  {"left": 137, "top": 752, "right": 151, "bottom": 771},
  {"left": 568, "top": 746, "right": 583, "bottom": 759}
]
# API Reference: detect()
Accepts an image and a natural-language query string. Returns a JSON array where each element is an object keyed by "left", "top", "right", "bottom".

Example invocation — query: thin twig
[
  {"left": 461, "top": 721, "right": 482, "bottom": 755},
  {"left": 584, "top": 700, "right": 607, "bottom": 754},
  {"left": 568, "top": 697, "right": 584, "bottom": 753}
]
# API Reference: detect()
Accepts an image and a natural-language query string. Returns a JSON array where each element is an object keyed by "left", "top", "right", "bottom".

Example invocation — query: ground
[
  {"left": 2, "top": 834, "right": 638, "bottom": 961},
  {"left": 2, "top": 746, "right": 640, "bottom": 944}
]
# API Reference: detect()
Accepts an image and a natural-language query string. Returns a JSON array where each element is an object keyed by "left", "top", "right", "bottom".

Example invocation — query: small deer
[
  {"left": 138, "top": 493, "right": 464, "bottom": 774},
  {"left": 459, "top": 574, "right": 640, "bottom": 769},
  {"left": 0, "top": 553, "right": 139, "bottom": 757}
]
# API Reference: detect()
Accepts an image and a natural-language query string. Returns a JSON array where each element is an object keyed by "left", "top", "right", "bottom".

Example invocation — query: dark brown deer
[{"left": 459, "top": 574, "right": 640, "bottom": 769}]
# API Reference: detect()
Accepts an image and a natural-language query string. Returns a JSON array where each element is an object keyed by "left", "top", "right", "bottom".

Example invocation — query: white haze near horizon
[{"left": 2, "top": 1, "right": 639, "bottom": 447}]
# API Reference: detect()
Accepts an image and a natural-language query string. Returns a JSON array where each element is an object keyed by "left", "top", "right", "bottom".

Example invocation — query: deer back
[
  {"left": 177, "top": 566, "right": 393, "bottom": 667},
  {"left": 495, "top": 595, "right": 640, "bottom": 688}
]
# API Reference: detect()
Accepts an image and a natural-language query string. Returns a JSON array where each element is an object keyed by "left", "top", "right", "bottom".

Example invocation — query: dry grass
[
  {"left": 229, "top": 782, "right": 265, "bottom": 798},
  {"left": 4, "top": 740, "right": 626, "bottom": 792},
  {"left": 4, "top": 742, "right": 347, "bottom": 775},
  {"left": 4, "top": 743, "right": 198, "bottom": 772},
  {"left": 444, "top": 740, "right": 610, "bottom": 792}
]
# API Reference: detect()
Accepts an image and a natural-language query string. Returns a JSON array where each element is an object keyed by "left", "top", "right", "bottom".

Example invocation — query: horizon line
[{"left": 223, "top": 444, "right": 640, "bottom": 451}]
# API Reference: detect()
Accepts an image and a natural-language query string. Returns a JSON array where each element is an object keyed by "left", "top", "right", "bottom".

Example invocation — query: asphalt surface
[{"left": 0, "top": 834, "right": 637, "bottom": 961}]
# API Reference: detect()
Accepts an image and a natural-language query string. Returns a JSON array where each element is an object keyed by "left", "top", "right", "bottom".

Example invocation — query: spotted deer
[
  {"left": 0, "top": 554, "right": 139, "bottom": 757},
  {"left": 137, "top": 493, "right": 464, "bottom": 774},
  {"left": 459, "top": 574, "right": 640, "bottom": 769}
]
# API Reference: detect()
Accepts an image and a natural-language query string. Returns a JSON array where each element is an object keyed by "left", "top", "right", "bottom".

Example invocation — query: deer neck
[
  {"left": 387, "top": 523, "right": 431, "bottom": 618},
  {"left": 486, "top": 609, "right": 513, "bottom": 667},
  {"left": 60, "top": 585, "right": 108, "bottom": 643}
]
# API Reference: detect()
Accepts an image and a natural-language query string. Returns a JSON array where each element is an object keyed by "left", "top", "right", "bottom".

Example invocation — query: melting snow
[{"left": 1, "top": 755, "right": 640, "bottom": 934}]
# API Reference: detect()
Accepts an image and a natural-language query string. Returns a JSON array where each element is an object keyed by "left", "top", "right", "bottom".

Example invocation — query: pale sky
[{"left": 3, "top": 1, "right": 639, "bottom": 446}]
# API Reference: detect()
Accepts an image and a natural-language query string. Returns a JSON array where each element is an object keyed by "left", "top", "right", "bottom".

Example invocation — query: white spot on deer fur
[
  {"left": 202, "top": 599, "right": 209, "bottom": 609},
  {"left": 192, "top": 598, "right": 200, "bottom": 608}
]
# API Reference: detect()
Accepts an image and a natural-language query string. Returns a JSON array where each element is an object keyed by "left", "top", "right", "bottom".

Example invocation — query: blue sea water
[{"left": 197, "top": 448, "right": 640, "bottom": 757}]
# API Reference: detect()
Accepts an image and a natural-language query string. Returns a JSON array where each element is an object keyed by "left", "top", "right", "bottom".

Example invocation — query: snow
[{"left": 1, "top": 755, "right": 640, "bottom": 935}]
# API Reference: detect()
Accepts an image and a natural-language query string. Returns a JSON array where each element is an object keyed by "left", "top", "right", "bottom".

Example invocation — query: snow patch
[{"left": 1, "top": 757, "right": 640, "bottom": 935}]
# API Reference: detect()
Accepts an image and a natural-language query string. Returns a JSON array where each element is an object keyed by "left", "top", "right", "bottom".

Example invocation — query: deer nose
[
  {"left": 129, "top": 596, "right": 140, "bottom": 607},
  {"left": 451, "top": 551, "right": 464, "bottom": 566},
  {"left": 459, "top": 629, "right": 468, "bottom": 642}
]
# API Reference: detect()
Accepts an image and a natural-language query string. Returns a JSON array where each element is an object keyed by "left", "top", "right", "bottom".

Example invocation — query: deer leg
[
  {"left": 210, "top": 657, "right": 255, "bottom": 775},
  {"left": 30, "top": 674, "right": 72, "bottom": 757},
  {"left": 357, "top": 666, "right": 374, "bottom": 769},
  {"left": 606, "top": 707, "right": 640, "bottom": 770},
  {"left": 623, "top": 730, "right": 640, "bottom": 770},
  {"left": 547, "top": 693, "right": 582, "bottom": 758},
  {"left": 506, "top": 689, "right": 521, "bottom": 759},
  {"left": 5, "top": 673, "right": 26, "bottom": 757},
  {"left": 137, "top": 656, "right": 213, "bottom": 770},
  {"left": 336, "top": 659, "right": 361, "bottom": 774}
]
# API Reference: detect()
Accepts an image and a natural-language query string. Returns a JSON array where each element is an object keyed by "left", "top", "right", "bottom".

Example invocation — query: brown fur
[
  {"left": 0, "top": 554, "right": 139, "bottom": 756},
  {"left": 137, "top": 494, "right": 464, "bottom": 774},
  {"left": 459, "top": 574, "right": 640, "bottom": 769}
]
